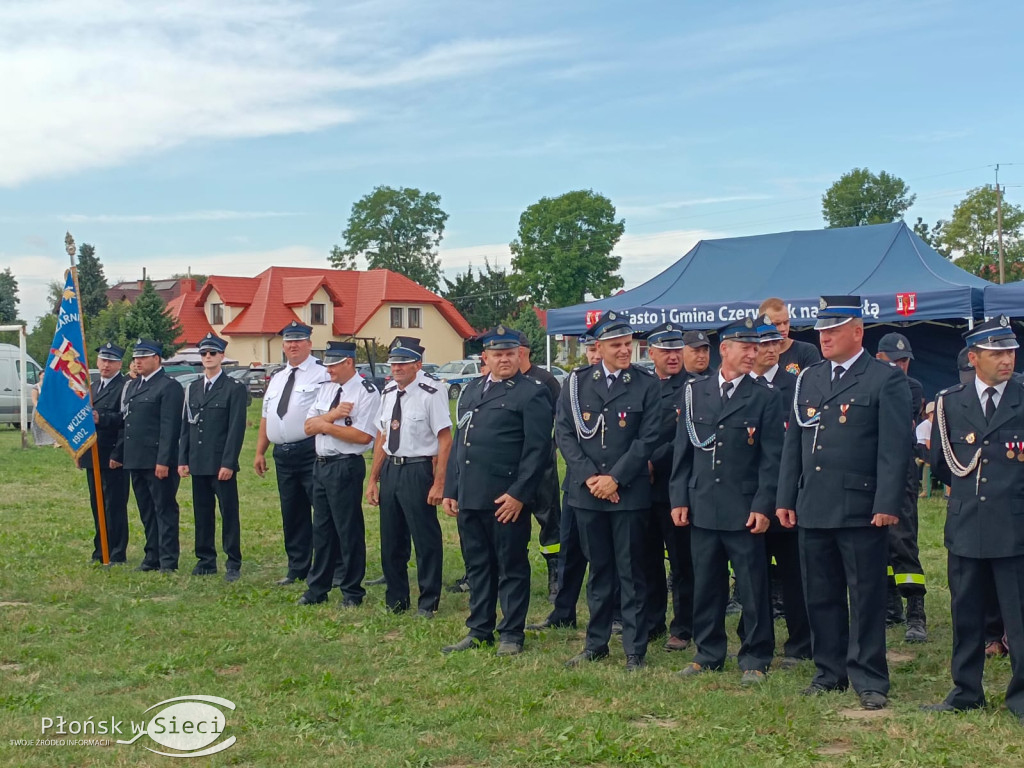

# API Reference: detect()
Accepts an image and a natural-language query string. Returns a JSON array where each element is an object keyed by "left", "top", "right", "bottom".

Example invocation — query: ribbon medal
[
  {"left": 618, "top": 412, "right": 627, "bottom": 428},
  {"left": 839, "top": 404, "right": 850, "bottom": 424},
  {"left": 747, "top": 427, "right": 756, "bottom": 446},
  {"left": 966, "top": 432, "right": 976, "bottom": 445},
  {"left": 1008, "top": 441, "right": 1024, "bottom": 460}
]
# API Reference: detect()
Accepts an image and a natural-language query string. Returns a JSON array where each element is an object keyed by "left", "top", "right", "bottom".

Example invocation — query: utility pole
[{"left": 996, "top": 164, "right": 1005, "bottom": 284}]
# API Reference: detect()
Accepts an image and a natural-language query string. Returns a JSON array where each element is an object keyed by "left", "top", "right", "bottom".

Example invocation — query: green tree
[
  {"left": 0, "top": 267, "right": 20, "bottom": 324},
  {"left": 501, "top": 305, "right": 547, "bottom": 363},
  {"left": 76, "top": 243, "right": 109, "bottom": 321},
  {"left": 939, "top": 186, "right": 1024, "bottom": 282},
  {"left": 119, "top": 280, "right": 183, "bottom": 357},
  {"left": 821, "top": 168, "right": 915, "bottom": 228},
  {"left": 912, "top": 216, "right": 949, "bottom": 257},
  {"left": 442, "top": 259, "right": 516, "bottom": 333},
  {"left": 509, "top": 190, "right": 625, "bottom": 308},
  {"left": 329, "top": 186, "right": 448, "bottom": 292},
  {"left": 170, "top": 272, "right": 208, "bottom": 288},
  {"left": 26, "top": 313, "right": 58, "bottom": 364}
]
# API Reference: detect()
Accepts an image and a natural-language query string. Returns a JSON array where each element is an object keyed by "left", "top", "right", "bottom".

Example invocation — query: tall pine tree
[
  {"left": 120, "top": 280, "right": 183, "bottom": 357},
  {"left": 76, "top": 243, "right": 109, "bottom": 321}
]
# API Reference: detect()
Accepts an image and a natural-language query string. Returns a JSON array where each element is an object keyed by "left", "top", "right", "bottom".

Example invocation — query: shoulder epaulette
[
  {"left": 805, "top": 359, "right": 829, "bottom": 369},
  {"left": 361, "top": 379, "right": 377, "bottom": 393},
  {"left": 687, "top": 373, "right": 710, "bottom": 383},
  {"left": 572, "top": 363, "right": 596, "bottom": 374},
  {"left": 424, "top": 372, "right": 440, "bottom": 381},
  {"left": 937, "top": 383, "right": 967, "bottom": 397},
  {"left": 383, "top": 383, "right": 397, "bottom": 394},
  {"left": 631, "top": 363, "right": 655, "bottom": 376},
  {"left": 418, "top": 382, "right": 437, "bottom": 394}
]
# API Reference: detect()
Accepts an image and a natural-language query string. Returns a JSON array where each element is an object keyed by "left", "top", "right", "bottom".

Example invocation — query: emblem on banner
[
  {"left": 585, "top": 310, "right": 602, "bottom": 328},
  {"left": 48, "top": 337, "right": 90, "bottom": 400},
  {"left": 896, "top": 292, "right": 917, "bottom": 317}
]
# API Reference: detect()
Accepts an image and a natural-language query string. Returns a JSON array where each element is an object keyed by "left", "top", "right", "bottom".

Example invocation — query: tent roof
[
  {"left": 547, "top": 222, "right": 988, "bottom": 335},
  {"left": 983, "top": 282, "right": 1024, "bottom": 316}
]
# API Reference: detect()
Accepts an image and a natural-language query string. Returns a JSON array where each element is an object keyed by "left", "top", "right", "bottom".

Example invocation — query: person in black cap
[
  {"left": 556, "top": 310, "right": 662, "bottom": 671},
  {"left": 178, "top": 333, "right": 248, "bottom": 582},
  {"left": 80, "top": 342, "right": 130, "bottom": 565},
  {"left": 759, "top": 297, "right": 822, "bottom": 375},
  {"left": 122, "top": 338, "right": 184, "bottom": 572},
  {"left": 925, "top": 316, "right": 1024, "bottom": 724},
  {"left": 776, "top": 296, "right": 912, "bottom": 710},
  {"left": 642, "top": 322, "right": 694, "bottom": 652},
  {"left": 366, "top": 336, "right": 452, "bottom": 617},
  {"left": 515, "top": 331, "right": 563, "bottom": 602},
  {"left": 254, "top": 321, "right": 330, "bottom": 585},
  {"left": 875, "top": 332, "right": 928, "bottom": 642},
  {"left": 682, "top": 331, "right": 711, "bottom": 377},
  {"left": 298, "top": 341, "right": 380, "bottom": 606},
  {"left": 441, "top": 326, "right": 553, "bottom": 656},
  {"left": 749, "top": 315, "right": 810, "bottom": 666},
  {"left": 671, "top": 317, "right": 782, "bottom": 685}
]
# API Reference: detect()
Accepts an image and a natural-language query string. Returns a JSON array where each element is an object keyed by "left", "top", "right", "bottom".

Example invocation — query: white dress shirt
[
  {"left": 263, "top": 356, "right": 329, "bottom": 444},
  {"left": 974, "top": 377, "right": 1007, "bottom": 411},
  {"left": 717, "top": 371, "right": 746, "bottom": 398},
  {"left": 307, "top": 373, "right": 380, "bottom": 456},
  {"left": 830, "top": 347, "right": 865, "bottom": 377},
  {"left": 376, "top": 371, "right": 452, "bottom": 457}
]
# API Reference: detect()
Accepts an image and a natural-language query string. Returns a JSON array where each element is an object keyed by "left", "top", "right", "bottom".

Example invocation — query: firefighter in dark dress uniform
[
  {"left": 555, "top": 311, "right": 662, "bottom": 671},
  {"left": 178, "top": 333, "right": 247, "bottom": 581},
  {"left": 122, "top": 338, "right": 184, "bottom": 572},
  {"left": 643, "top": 322, "right": 694, "bottom": 652},
  {"left": 82, "top": 342, "right": 130, "bottom": 565},
  {"left": 671, "top": 317, "right": 783, "bottom": 685},
  {"left": 875, "top": 332, "right": 929, "bottom": 642},
  {"left": 925, "top": 316, "right": 1024, "bottom": 724},
  {"left": 776, "top": 296, "right": 912, "bottom": 711},
  {"left": 442, "top": 326, "right": 553, "bottom": 656}
]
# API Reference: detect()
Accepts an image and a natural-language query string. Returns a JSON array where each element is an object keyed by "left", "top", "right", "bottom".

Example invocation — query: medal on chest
[
  {"left": 747, "top": 427, "right": 756, "bottom": 445},
  {"left": 1007, "top": 441, "right": 1024, "bottom": 460},
  {"left": 965, "top": 432, "right": 976, "bottom": 444},
  {"left": 838, "top": 404, "right": 849, "bottom": 424},
  {"left": 618, "top": 411, "right": 627, "bottom": 428}
]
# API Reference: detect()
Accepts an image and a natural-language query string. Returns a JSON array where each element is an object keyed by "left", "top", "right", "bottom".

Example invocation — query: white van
[{"left": 0, "top": 343, "right": 43, "bottom": 425}]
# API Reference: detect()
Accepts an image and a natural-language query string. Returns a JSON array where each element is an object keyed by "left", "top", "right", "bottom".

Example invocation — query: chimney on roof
[
  {"left": 138, "top": 266, "right": 147, "bottom": 290},
  {"left": 179, "top": 278, "right": 196, "bottom": 294}
]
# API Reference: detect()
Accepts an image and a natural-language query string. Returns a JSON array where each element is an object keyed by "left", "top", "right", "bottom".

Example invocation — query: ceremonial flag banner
[{"left": 35, "top": 269, "right": 97, "bottom": 460}]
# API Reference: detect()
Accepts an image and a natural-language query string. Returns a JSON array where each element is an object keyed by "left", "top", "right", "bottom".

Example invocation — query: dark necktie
[
  {"left": 205, "top": 379, "right": 213, "bottom": 395},
  {"left": 984, "top": 387, "right": 998, "bottom": 421},
  {"left": 276, "top": 367, "right": 297, "bottom": 419},
  {"left": 388, "top": 390, "right": 405, "bottom": 453},
  {"left": 329, "top": 388, "right": 341, "bottom": 409},
  {"left": 483, "top": 378, "right": 493, "bottom": 394},
  {"left": 721, "top": 380, "right": 734, "bottom": 403},
  {"left": 755, "top": 375, "right": 766, "bottom": 385},
  {"left": 607, "top": 373, "right": 616, "bottom": 390},
  {"left": 831, "top": 366, "right": 845, "bottom": 388}
]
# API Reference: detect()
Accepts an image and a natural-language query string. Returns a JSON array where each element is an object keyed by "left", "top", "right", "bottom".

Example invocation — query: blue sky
[{"left": 2, "top": 0, "right": 1022, "bottom": 323}]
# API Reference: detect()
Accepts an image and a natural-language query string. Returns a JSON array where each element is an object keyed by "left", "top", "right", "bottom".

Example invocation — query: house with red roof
[{"left": 167, "top": 267, "right": 474, "bottom": 365}]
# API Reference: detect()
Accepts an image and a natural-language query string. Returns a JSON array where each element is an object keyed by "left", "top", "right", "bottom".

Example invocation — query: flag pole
[{"left": 66, "top": 232, "right": 110, "bottom": 565}]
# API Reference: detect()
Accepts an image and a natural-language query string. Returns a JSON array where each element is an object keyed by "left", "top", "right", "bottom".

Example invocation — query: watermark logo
[{"left": 116, "top": 695, "right": 236, "bottom": 758}]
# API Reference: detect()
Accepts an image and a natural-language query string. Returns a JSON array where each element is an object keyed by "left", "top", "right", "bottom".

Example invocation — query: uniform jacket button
[{"left": 815, "top": 466, "right": 821, "bottom": 471}]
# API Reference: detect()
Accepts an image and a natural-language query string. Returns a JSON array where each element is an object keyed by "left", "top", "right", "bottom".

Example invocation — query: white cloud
[
  {"left": 0, "top": 210, "right": 303, "bottom": 224},
  {"left": 0, "top": 1, "right": 563, "bottom": 186},
  {"left": 618, "top": 196, "right": 773, "bottom": 218}
]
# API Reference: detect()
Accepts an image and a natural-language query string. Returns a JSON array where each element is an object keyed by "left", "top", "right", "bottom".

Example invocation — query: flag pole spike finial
[{"left": 65, "top": 231, "right": 76, "bottom": 265}]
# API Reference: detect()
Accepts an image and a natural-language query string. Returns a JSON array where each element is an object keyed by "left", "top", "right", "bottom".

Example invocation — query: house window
[
  {"left": 390, "top": 307, "right": 404, "bottom": 328},
  {"left": 310, "top": 303, "right": 326, "bottom": 325},
  {"left": 407, "top": 307, "right": 422, "bottom": 328},
  {"left": 209, "top": 303, "right": 224, "bottom": 325}
]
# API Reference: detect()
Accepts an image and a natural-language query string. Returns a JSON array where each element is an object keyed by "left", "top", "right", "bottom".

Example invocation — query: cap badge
[
  {"left": 1000, "top": 316, "right": 1009, "bottom": 327},
  {"left": 497, "top": 325, "right": 506, "bottom": 335},
  {"left": 136, "top": 338, "right": 143, "bottom": 344},
  {"left": 744, "top": 318, "right": 753, "bottom": 328},
  {"left": 608, "top": 311, "right": 617, "bottom": 320},
  {"left": 818, "top": 298, "right": 827, "bottom": 310},
  {"left": 666, "top": 324, "right": 672, "bottom": 331},
  {"left": 698, "top": 333, "right": 704, "bottom": 340},
  {"left": 896, "top": 339, "right": 905, "bottom": 350}
]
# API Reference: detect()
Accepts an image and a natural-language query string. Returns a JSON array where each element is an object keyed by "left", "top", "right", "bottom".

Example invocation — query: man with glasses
[
  {"left": 178, "top": 333, "right": 248, "bottom": 582},
  {"left": 255, "top": 321, "right": 330, "bottom": 586}
]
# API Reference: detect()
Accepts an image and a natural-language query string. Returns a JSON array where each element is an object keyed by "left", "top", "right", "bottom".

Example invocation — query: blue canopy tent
[
  {"left": 546, "top": 222, "right": 989, "bottom": 398},
  {"left": 984, "top": 282, "right": 1024, "bottom": 317}
]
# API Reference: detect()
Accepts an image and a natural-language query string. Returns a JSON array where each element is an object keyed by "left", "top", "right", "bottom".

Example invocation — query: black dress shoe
[
  {"left": 416, "top": 608, "right": 435, "bottom": 619},
  {"left": 135, "top": 563, "right": 159, "bottom": 572},
  {"left": 801, "top": 682, "right": 848, "bottom": 696},
  {"left": 859, "top": 691, "right": 888, "bottom": 710},
  {"left": 446, "top": 576, "right": 470, "bottom": 594},
  {"left": 625, "top": 654, "right": 647, "bottom": 671},
  {"left": 921, "top": 700, "right": 983, "bottom": 713},
  {"left": 565, "top": 648, "right": 610, "bottom": 667},
  {"left": 442, "top": 636, "right": 493, "bottom": 654},
  {"left": 159, "top": 567, "right": 177, "bottom": 574},
  {"left": 191, "top": 566, "right": 217, "bottom": 576},
  {"left": 298, "top": 594, "right": 326, "bottom": 606},
  {"left": 365, "top": 575, "right": 387, "bottom": 586},
  {"left": 276, "top": 576, "right": 298, "bottom": 586},
  {"left": 496, "top": 641, "right": 524, "bottom": 657},
  {"left": 224, "top": 569, "right": 240, "bottom": 583},
  {"left": 526, "top": 618, "right": 576, "bottom": 631}
]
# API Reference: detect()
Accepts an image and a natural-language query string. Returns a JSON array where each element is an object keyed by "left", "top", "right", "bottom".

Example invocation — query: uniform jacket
[
  {"left": 121, "top": 369, "right": 185, "bottom": 471},
  {"left": 555, "top": 363, "right": 662, "bottom": 511},
  {"left": 669, "top": 373, "right": 784, "bottom": 528},
  {"left": 79, "top": 373, "right": 126, "bottom": 467},
  {"left": 767, "top": 368, "right": 796, "bottom": 415},
  {"left": 178, "top": 373, "right": 248, "bottom": 474},
  {"left": 776, "top": 351, "right": 913, "bottom": 528},
  {"left": 930, "top": 379, "right": 1024, "bottom": 559},
  {"left": 444, "top": 372, "right": 553, "bottom": 510},
  {"left": 650, "top": 371, "right": 688, "bottom": 504}
]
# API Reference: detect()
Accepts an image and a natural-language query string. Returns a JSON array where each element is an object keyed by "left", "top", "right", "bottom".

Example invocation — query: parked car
[
  {"left": 0, "top": 343, "right": 42, "bottom": 425},
  {"left": 435, "top": 359, "right": 484, "bottom": 400},
  {"left": 228, "top": 367, "right": 269, "bottom": 399},
  {"left": 355, "top": 362, "right": 390, "bottom": 391},
  {"left": 420, "top": 363, "right": 440, "bottom": 376},
  {"left": 539, "top": 364, "right": 568, "bottom": 386}
]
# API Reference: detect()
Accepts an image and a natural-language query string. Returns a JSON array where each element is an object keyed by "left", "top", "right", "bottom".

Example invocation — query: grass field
[{"left": 1, "top": 405, "right": 1022, "bottom": 767}]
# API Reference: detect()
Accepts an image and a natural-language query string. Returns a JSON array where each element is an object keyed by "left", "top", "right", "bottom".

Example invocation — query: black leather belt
[
  {"left": 389, "top": 456, "right": 431, "bottom": 466},
  {"left": 276, "top": 437, "right": 315, "bottom": 452},
  {"left": 316, "top": 453, "right": 362, "bottom": 464}
]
